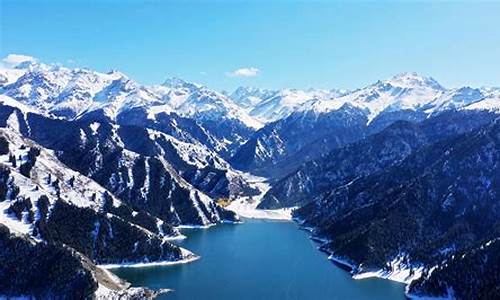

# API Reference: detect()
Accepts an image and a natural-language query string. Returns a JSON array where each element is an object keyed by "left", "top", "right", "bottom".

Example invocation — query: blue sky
[{"left": 1, "top": 0, "right": 499, "bottom": 91}]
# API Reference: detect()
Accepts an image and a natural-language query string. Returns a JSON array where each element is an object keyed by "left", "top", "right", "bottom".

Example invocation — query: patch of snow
[
  {"left": 176, "top": 223, "right": 216, "bottom": 229},
  {"left": 226, "top": 173, "right": 296, "bottom": 220},
  {"left": 89, "top": 122, "right": 100, "bottom": 135},
  {"left": 352, "top": 255, "right": 425, "bottom": 284},
  {"left": 6, "top": 111, "right": 21, "bottom": 132},
  {"left": 227, "top": 199, "right": 296, "bottom": 220},
  {"left": 0, "top": 201, "right": 33, "bottom": 235},
  {"left": 99, "top": 253, "right": 199, "bottom": 269}
]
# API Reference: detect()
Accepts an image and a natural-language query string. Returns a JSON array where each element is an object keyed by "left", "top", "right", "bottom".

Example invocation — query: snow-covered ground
[
  {"left": 352, "top": 255, "right": 425, "bottom": 284},
  {"left": 99, "top": 248, "right": 199, "bottom": 269},
  {"left": 328, "top": 250, "right": 426, "bottom": 285},
  {"left": 227, "top": 173, "right": 297, "bottom": 220},
  {"left": 227, "top": 198, "right": 296, "bottom": 220},
  {"left": 99, "top": 255, "right": 199, "bottom": 269}
]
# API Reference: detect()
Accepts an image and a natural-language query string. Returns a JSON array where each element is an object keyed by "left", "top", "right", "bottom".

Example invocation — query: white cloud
[
  {"left": 2, "top": 54, "right": 37, "bottom": 68},
  {"left": 226, "top": 67, "right": 260, "bottom": 78}
]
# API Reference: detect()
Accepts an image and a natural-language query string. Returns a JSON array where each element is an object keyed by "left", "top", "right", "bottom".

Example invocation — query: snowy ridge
[
  {"left": 2, "top": 55, "right": 498, "bottom": 133},
  {"left": 307, "top": 73, "right": 444, "bottom": 122},
  {"left": 247, "top": 88, "right": 345, "bottom": 123},
  {"left": 0, "top": 58, "right": 262, "bottom": 132},
  {"left": 0, "top": 128, "right": 181, "bottom": 239},
  {"left": 304, "top": 73, "right": 499, "bottom": 123},
  {"left": 164, "top": 78, "right": 263, "bottom": 129},
  {"left": 148, "top": 128, "right": 229, "bottom": 170}
]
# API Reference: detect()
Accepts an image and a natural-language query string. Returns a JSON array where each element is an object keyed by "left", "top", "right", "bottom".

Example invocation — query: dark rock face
[
  {"left": 231, "top": 104, "right": 369, "bottom": 178},
  {"left": 0, "top": 224, "right": 98, "bottom": 299},
  {"left": 294, "top": 120, "right": 500, "bottom": 297},
  {"left": 261, "top": 111, "right": 498, "bottom": 209}
]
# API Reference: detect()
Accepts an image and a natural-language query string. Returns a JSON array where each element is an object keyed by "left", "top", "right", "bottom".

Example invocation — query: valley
[{"left": 0, "top": 55, "right": 498, "bottom": 299}]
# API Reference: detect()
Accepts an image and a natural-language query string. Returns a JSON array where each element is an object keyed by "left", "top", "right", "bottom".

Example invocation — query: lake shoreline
[
  {"left": 111, "top": 219, "right": 406, "bottom": 300},
  {"left": 293, "top": 218, "right": 431, "bottom": 300}
]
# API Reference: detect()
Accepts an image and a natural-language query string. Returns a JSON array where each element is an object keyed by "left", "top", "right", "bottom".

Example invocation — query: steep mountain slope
[
  {"left": 0, "top": 100, "right": 240, "bottom": 227},
  {"left": 0, "top": 127, "right": 199, "bottom": 297},
  {"left": 0, "top": 128, "right": 190, "bottom": 262},
  {"left": 231, "top": 73, "right": 500, "bottom": 179},
  {"left": 0, "top": 224, "right": 135, "bottom": 299},
  {"left": 294, "top": 119, "right": 500, "bottom": 298},
  {"left": 260, "top": 111, "right": 498, "bottom": 209},
  {"left": 161, "top": 78, "right": 262, "bottom": 156},
  {"left": 408, "top": 238, "right": 500, "bottom": 299},
  {"left": 231, "top": 104, "right": 368, "bottom": 178}
]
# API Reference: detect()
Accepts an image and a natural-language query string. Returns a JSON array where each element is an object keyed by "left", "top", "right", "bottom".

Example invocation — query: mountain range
[{"left": 0, "top": 55, "right": 499, "bottom": 299}]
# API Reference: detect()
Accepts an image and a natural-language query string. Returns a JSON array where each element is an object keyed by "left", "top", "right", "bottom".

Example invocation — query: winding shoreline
[
  {"left": 99, "top": 255, "right": 200, "bottom": 269},
  {"left": 293, "top": 218, "right": 443, "bottom": 299}
]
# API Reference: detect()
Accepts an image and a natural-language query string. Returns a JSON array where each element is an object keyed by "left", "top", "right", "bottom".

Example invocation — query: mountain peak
[
  {"left": 106, "top": 69, "right": 128, "bottom": 79},
  {"left": 386, "top": 72, "right": 444, "bottom": 90},
  {"left": 163, "top": 76, "right": 202, "bottom": 90}
]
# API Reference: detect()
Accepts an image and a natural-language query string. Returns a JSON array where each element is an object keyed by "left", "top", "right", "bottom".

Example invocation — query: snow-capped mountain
[
  {"left": 228, "top": 87, "right": 347, "bottom": 123},
  {"left": 1, "top": 53, "right": 499, "bottom": 299},
  {"left": 249, "top": 88, "right": 342, "bottom": 123},
  {"left": 0, "top": 58, "right": 264, "bottom": 157},
  {"left": 228, "top": 86, "right": 278, "bottom": 110},
  {"left": 0, "top": 54, "right": 37, "bottom": 87},
  {"left": 1, "top": 63, "right": 167, "bottom": 120},
  {"left": 0, "top": 127, "right": 196, "bottom": 297},
  {"left": 0, "top": 96, "right": 242, "bottom": 226},
  {"left": 232, "top": 72, "right": 500, "bottom": 178},
  {"left": 307, "top": 72, "right": 446, "bottom": 121},
  {"left": 305, "top": 72, "right": 500, "bottom": 121},
  {"left": 159, "top": 77, "right": 264, "bottom": 156}
]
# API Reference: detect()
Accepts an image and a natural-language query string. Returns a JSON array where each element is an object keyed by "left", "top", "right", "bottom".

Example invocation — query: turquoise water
[{"left": 111, "top": 219, "right": 406, "bottom": 300}]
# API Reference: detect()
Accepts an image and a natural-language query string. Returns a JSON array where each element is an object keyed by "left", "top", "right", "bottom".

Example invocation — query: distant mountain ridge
[{"left": 230, "top": 73, "right": 500, "bottom": 178}]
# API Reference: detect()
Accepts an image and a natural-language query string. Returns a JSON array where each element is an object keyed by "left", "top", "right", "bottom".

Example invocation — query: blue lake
[{"left": 111, "top": 219, "right": 406, "bottom": 300}]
